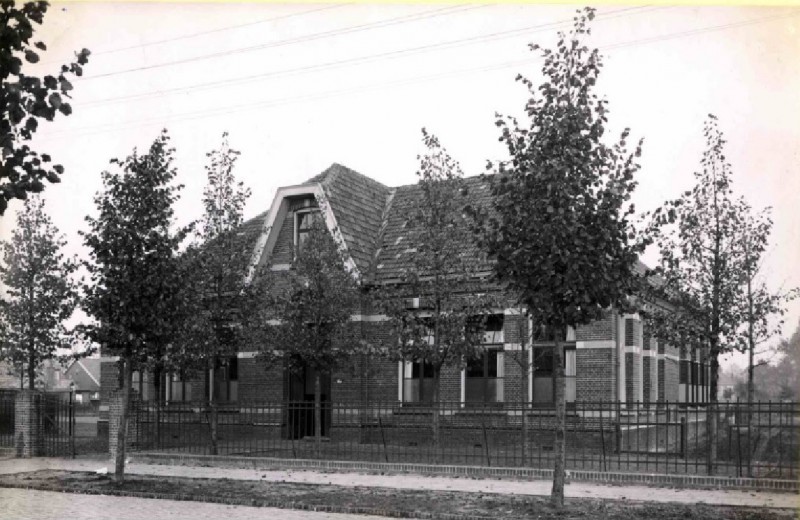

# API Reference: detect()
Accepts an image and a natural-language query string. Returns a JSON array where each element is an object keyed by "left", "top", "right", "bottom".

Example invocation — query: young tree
[
  {"left": 82, "top": 131, "right": 189, "bottom": 482},
  {"left": 471, "top": 9, "right": 645, "bottom": 507},
  {"left": 1, "top": 1, "right": 90, "bottom": 213},
  {"left": 644, "top": 116, "right": 749, "bottom": 473},
  {"left": 255, "top": 215, "right": 361, "bottom": 455},
  {"left": 734, "top": 202, "right": 798, "bottom": 406},
  {"left": 176, "top": 132, "right": 251, "bottom": 454},
  {"left": 0, "top": 195, "right": 78, "bottom": 389},
  {"left": 381, "top": 129, "right": 492, "bottom": 449}
]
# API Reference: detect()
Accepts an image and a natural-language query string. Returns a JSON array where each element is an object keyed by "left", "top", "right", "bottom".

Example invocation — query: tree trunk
[
  {"left": 706, "top": 349, "right": 719, "bottom": 475},
  {"left": 27, "top": 349, "right": 35, "bottom": 390},
  {"left": 432, "top": 367, "right": 441, "bottom": 453},
  {"left": 154, "top": 366, "right": 161, "bottom": 451},
  {"left": 208, "top": 357, "right": 218, "bottom": 456},
  {"left": 521, "top": 349, "right": 530, "bottom": 466},
  {"left": 551, "top": 333, "right": 566, "bottom": 508},
  {"left": 746, "top": 276, "right": 755, "bottom": 430},
  {"left": 314, "top": 371, "right": 322, "bottom": 458},
  {"left": 114, "top": 358, "right": 133, "bottom": 483}
]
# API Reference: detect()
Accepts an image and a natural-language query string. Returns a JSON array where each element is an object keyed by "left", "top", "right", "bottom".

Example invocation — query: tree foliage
[
  {"left": 81, "top": 130, "right": 189, "bottom": 482},
  {"left": 169, "top": 133, "right": 251, "bottom": 372},
  {"left": 471, "top": 8, "right": 644, "bottom": 506},
  {"left": 256, "top": 216, "right": 360, "bottom": 374},
  {"left": 383, "top": 130, "right": 492, "bottom": 383},
  {"left": 733, "top": 201, "right": 798, "bottom": 403},
  {"left": 170, "top": 133, "right": 252, "bottom": 454},
  {"left": 0, "top": 0, "right": 90, "bottom": 213},
  {"left": 0, "top": 194, "right": 78, "bottom": 389},
  {"left": 644, "top": 116, "right": 748, "bottom": 400},
  {"left": 253, "top": 213, "right": 363, "bottom": 449},
  {"left": 380, "top": 130, "right": 493, "bottom": 446},
  {"left": 643, "top": 116, "right": 760, "bottom": 474}
]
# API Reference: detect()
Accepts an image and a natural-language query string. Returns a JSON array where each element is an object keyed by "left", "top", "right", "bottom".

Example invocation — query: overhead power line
[
  {"left": 42, "top": 4, "right": 345, "bottom": 65},
  {"left": 78, "top": 5, "right": 486, "bottom": 81},
  {"left": 37, "top": 10, "right": 797, "bottom": 142},
  {"left": 603, "top": 9, "right": 798, "bottom": 51},
  {"left": 77, "top": 6, "right": 653, "bottom": 108}
]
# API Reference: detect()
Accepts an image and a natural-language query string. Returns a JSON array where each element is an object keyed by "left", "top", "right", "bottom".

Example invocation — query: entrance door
[{"left": 285, "top": 364, "right": 331, "bottom": 439}]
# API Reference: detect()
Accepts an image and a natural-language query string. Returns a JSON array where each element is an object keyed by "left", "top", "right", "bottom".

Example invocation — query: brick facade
[{"left": 576, "top": 349, "right": 615, "bottom": 401}]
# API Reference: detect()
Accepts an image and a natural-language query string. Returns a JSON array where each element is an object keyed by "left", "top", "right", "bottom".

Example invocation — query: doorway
[{"left": 284, "top": 364, "right": 331, "bottom": 439}]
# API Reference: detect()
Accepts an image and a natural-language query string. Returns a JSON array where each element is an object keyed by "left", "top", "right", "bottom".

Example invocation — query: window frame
[
  {"left": 464, "top": 345, "right": 504, "bottom": 406},
  {"left": 293, "top": 208, "right": 320, "bottom": 258}
]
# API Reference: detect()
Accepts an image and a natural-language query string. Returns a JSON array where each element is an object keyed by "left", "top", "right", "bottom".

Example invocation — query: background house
[{"left": 65, "top": 358, "right": 101, "bottom": 406}]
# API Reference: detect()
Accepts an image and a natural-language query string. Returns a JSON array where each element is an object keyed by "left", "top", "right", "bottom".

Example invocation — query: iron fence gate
[
  {"left": 0, "top": 390, "right": 14, "bottom": 449},
  {"left": 39, "top": 392, "right": 75, "bottom": 457}
]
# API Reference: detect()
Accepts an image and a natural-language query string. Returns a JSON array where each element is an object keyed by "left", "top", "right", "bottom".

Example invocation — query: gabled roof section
[
  {"left": 312, "top": 163, "right": 392, "bottom": 275},
  {"left": 66, "top": 358, "right": 101, "bottom": 392}
]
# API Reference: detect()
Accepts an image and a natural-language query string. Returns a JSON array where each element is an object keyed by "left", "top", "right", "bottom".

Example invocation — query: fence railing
[
  {"left": 0, "top": 390, "right": 15, "bottom": 448},
  {"left": 130, "top": 399, "right": 799, "bottom": 479}
]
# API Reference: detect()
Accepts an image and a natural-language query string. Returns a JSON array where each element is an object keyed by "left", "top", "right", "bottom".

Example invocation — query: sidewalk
[{"left": 0, "top": 456, "right": 796, "bottom": 510}]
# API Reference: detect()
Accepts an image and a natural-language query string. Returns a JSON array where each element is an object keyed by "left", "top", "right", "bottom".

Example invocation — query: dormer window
[{"left": 294, "top": 209, "right": 319, "bottom": 255}]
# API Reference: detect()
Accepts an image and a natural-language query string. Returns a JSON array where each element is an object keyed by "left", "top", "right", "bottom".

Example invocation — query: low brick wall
[{"left": 133, "top": 452, "right": 800, "bottom": 492}]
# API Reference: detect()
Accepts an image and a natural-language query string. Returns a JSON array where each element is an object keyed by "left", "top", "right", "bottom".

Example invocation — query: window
[
  {"left": 294, "top": 210, "right": 319, "bottom": 255},
  {"left": 402, "top": 361, "right": 435, "bottom": 403},
  {"left": 168, "top": 371, "right": 192, "bottom": 403},
  {"left": 531, "top": 346, "right": 576, "bottom": 406},
  {"left": 532, "top": 324, "right": 575, "bottom": 343},
  {"left": 465, "top": 348, "right": 504, "bottom": 405},
  {"left": 131, "top": 370, "right": 152, "bottom": 401},
  {"left": 625, "top": 319, "right": 636, "bottom": 347},
  {"left": 213, "top": 356, "right": 238, "bottom": 402}
]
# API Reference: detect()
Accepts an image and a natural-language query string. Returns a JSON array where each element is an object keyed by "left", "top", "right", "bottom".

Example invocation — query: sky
[{"left": 2, "top": 2, "right": 799, "bottom": 371}]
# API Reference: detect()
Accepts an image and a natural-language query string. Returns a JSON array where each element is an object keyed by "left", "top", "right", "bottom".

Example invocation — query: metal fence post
[{"left": 680, "top": 416, "right": 686, "bottom": 458}]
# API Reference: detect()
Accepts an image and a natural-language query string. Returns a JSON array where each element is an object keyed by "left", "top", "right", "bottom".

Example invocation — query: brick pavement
[
  {"left": 0, "top": 487, "right": 386, "bottom": 520},
  {"left": 0, "top": 457, "right": 796, "bottom": 509}
]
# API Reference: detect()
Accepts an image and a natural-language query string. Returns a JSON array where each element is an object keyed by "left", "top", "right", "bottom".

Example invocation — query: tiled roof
[
  {"left": 251, "top": 164, "right": 654, "bottom": 290},
  {"left": 372, "top": 175, "right": 494, "bottom": 283},
  {"left": 195, "top": 209, "right": 269, "bottom": 285},
  {"left": 236, "top": 210, "right": 270, "bottom": 256},
  {"left": 308, "top": 164, "right": 392, "bottom": 275}
]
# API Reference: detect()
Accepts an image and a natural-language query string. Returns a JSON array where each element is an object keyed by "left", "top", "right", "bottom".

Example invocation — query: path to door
[{"left": 0, "top": 456, "right": 796, "bottom": 509}]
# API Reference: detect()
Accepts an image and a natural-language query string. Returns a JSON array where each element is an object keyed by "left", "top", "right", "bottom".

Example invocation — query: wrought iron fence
[
  {"left": 0, "top": 390, "right": 15, "bottom": 448},
  {"left": 38, "top": 392, "right": 76, "bottom": 457},
  {"left": 130, "top": 399, "right": 799, "bottom": 479}
]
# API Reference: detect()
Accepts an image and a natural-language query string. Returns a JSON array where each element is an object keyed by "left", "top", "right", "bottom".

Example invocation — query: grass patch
[{"left": 0, "top": 470, "right": 793, "bottom": 520}]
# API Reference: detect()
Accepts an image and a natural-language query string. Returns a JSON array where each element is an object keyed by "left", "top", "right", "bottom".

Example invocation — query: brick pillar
[
  {"left": 108, "top": 391, "right": 139, "bottom": 461},
  {"left": 14, "top": 390, "right": 43, "bottom": 457}
]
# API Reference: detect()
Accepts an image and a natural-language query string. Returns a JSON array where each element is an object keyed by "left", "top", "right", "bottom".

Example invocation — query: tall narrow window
[
  {"left": 625, "top": 319, "right": 636, "bottom": 347},
  {"left": 402, "top": 361, "right": 435, "bottom": 404},
  {"left": 294, "top": 210, "right": 319, "bottom": 255},
  {"left": 565, "top": 348, "right": 577, "bottom": 402},
  {"left": 213, "top": 356, "right": 239, "bottom": 403}
]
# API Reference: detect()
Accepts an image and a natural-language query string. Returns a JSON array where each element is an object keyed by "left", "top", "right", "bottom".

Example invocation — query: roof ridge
[{"left": 366, "top": 187, "right": 397, "bottom": 281}]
